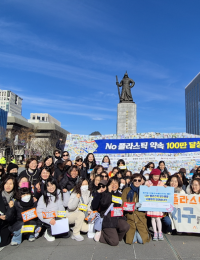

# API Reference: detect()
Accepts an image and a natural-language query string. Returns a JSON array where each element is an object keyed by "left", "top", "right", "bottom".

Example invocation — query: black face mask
[
  {"left": 10, "top": 172, "right": 18, "bottom": 177},
  {"left": 55, "top": 155, "right": 61, "bottom": 160}
]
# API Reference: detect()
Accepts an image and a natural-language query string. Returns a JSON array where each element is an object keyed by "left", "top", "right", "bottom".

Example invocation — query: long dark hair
[
  {"left": 102, "top": 155, "right": 111, "bottom": 165},
  {"left": 43, "top": 177, "right": 62, "bottom": 206},
  {"left": 44, "top": 156, "right": 54, "bottom": 173},
  {"left": 107, "top": 176, "right": 120, "bottom": 188},
  {"left": 72, "top": 178, "right": 89, "bottom": 195},
  {"left": 0, "top": 175, "right": 18, "bottom": 195},
  {"left": 144, "top": 162, "right": 155, "bottom": 170},
  {"left": 38, "top": 166, "right": 52, "bottom": 185},
  {"left": 191, "top": 178, "right": 200, "bottom": 194},
  {"left": 84, "top": 153, "right": 96, "bottom": 164}
]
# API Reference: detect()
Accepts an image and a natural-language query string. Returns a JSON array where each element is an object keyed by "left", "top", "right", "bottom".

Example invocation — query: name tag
[
  {"left": 57, "top": 211, "right": 67, "bottom": 218},
  {"left": 21, "top": 225, "right": 35, "bottom": 233},
  {"left": 102, "top": 163, "right": 109, "bottom": 168},
  {"left": 42, "top": 211, "right": 56, "bottom": 219},
  {"left": 123, "top": 202, "right": 135, "bottom": 212},
  {"left": 119, "top": 166, "right": 126, "bottom": 170},
  {"left": 85, "top": 211, "right": 98, "bottom": 221},
  {"left": 111, "top": 207, "right": 123, "bottom": 217},
  {"left": 112, "top": 195, "right": 122, "bottom": 204},
  {"left": 78, "top": 204, "right": 88, "bottom": 211},
  {"left": 21, "top": 208, "right": 38, "bottom": 222}
]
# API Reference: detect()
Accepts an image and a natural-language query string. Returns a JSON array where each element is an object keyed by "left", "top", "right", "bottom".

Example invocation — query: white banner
[{"left": 171, "top": 194, "right": 200, "bottom": 233}]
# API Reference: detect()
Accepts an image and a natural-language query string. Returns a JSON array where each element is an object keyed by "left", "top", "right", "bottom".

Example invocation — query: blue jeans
[
  {"left": 133, "top": 230, "right": 143, "bottom": 244},
  {"left": 162, "top": 216, "right": 172, "bottom": 233},
  {"left": 12, "top": 229, "right": 35, "bottom": 244}
]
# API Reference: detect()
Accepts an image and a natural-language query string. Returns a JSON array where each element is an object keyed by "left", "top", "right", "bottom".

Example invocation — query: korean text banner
[
  {"left": 94, "top": 138, "right": 200, "bottom": 154},
  {"left": 171, "top": 194, "right": 200, "bottom": 233},
  {"left": 138, "top": 186, "right": 174, "bottom": 212}
]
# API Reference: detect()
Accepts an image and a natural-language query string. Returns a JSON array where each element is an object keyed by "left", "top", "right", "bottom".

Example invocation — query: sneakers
[
  {"left": 44, "top": 230, "right": 55, "bottom": 242},
  {"left": 28, "top": 237, "right": 35, "bottom": 242},
  {"left": 71, "top": 234, "right": 84, "bottom": 241},
  {"left": 153, "top": 232, "right": 158, "bottom": 241},
  {"left": 158, "top": 232, "right": 164, "bottom": 241},
  {"left": 94, "top": 231, "right": 101, "bottom": 242},
  {"left": 11, "top": 241, "right": 18, "bottom": 246}
]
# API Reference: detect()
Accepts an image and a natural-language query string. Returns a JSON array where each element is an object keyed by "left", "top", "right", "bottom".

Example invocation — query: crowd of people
[{"left": 0, "top": 149, "right": 199, "bottom": 249}]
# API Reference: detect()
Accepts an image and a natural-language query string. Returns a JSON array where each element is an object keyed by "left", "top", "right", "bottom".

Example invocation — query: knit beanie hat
[
  {"left": 7, "top": 163, "right": 19, "bottom": 173},
  {"left": 150, "top": 169, "right": 161, "bottom": 175}
]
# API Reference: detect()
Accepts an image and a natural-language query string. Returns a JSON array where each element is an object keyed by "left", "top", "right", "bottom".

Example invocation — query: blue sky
[{"left": 0, "top": 0, "right": 200, "bottom": 135}]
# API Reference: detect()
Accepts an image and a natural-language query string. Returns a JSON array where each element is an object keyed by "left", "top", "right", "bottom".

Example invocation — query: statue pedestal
[{"left": 117, "top": 103, "right": 137, "bottom": 134}]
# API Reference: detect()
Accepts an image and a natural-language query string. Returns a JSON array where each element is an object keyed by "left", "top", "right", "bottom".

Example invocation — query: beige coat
[{"left": 121, "top": 187, "right": 151, "bottom": 244}]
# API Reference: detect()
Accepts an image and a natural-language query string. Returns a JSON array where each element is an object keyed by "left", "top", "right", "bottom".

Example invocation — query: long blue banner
[{"left": 94, "top": 138, "right": 200, "bottom": 154}]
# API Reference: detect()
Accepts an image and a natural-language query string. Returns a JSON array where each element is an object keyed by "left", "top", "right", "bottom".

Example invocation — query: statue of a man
[{"left": 116, "top": 72, "right": 135, "bottom": 103}]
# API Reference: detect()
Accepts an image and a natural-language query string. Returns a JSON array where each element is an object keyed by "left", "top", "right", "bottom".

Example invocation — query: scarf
[
  {"left": 20, "top": 197, "right": 34, "bottom": 210},
  {"left": 127, "top": 183, "right": 139, "bottom": 202},
  {"left": 2, "top": 190, "right": 14, "bottom": 203},
  {"left": 151, "top": 179, "right": 159, "bottom": 186}
]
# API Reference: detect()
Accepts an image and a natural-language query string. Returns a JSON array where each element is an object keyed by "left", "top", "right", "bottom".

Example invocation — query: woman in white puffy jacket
[
  {"left": 67, "top": 178, "right": 93, "bottom": 241},
  {"left": 36, "top": 177, "right": 70, "bottom": 242}
]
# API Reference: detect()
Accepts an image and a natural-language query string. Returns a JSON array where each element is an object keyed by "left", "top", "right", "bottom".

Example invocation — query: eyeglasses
[
  {"left": 98, "top": 185, "right": 106, "bottom": 188},
  {"left": 133, "top": 179, "right": 141, "bottom": 182}
]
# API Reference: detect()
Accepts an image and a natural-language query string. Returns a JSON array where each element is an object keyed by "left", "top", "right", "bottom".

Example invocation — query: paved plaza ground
[{"left": 1, "top": 232, "right": 200, "bottom": 260}]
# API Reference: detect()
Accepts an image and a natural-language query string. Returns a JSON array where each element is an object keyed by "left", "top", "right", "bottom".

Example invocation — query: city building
[
  {"left": 0, "top": 89, "right": 22, "bottom": 115},
  {"left": 0, "top": 108, "right": 8, "bottom": 140},
  {"left": 28, "top": 113, "right": 61, "bottom": 126},
  {"left": 185, "top": 72, "right": 200, "bottom": 135}
]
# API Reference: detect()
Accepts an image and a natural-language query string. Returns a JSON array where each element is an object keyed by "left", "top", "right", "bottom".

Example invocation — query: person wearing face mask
[
  {"left": 122, "top": 174, "right": 151, "bottom": 244},
  {"left": 10, "top": 188, "right": 42, "bottom": 245},
  {"left": 0, "top": 176, "right": 17, "bottom": 248},
  {"left": 93, "top": 176, "right": 130, "bottom": 246},
  {"left": 0, "top": 164, "right": 6, "bottom": 185},
  {"left": 6, "top": 163, "right": 19, "bottom": 178},
  {"left": 18, "top": 158, "right": 40, "bottom": 187},
  {"left": 67, "top": 179, "right": 93, "bottom": 241},
  {"left": 36, "top": 177, "right": 70, "bottom": 242}
]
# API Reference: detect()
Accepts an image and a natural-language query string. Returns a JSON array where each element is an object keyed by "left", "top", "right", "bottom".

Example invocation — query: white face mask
[
  {"left": 21, "top": 194, "right": 31, "bottom": 202},
  {"left": 81, "top": 185, "right": 88, "bottom": 191},
  {"left": 120, "top": 183, "right": 125, "bottom": 189}
]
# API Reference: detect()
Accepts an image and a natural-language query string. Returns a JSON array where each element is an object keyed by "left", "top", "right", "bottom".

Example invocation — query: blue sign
[
  {"left": 94, "top": 138, "right": 200, "bottom": 154},
  {"left": 138, "top": 186, "right": 174, "bottom": 212}
]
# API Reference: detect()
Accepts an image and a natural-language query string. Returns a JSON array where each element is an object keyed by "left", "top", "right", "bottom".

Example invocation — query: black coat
[
  {"left": 33, "top": 181, "right": 45, "bottom": 200},
  {"left": 58, "top": 173, "right": 79, "bottom": 191},
  {"left": 83, "top": 159, "right": 97, "bottom": 178},
  {"left": 9, "top": 199, "right": 42, "bottom": 233},
  {"left": 92, "top": 190, "right": 125, "bottom": 229},
  {"left": 18, "top": 169, "right": 40, "bottom": 186},
  {"left": 0, "top": 192, "right": 15, "bottom": 247}
]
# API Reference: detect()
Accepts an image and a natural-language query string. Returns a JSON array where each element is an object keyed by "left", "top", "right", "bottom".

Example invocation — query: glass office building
[
  {"left": 185, "top": 72, "right": 200, "bottom": 135},
  {"left": 0, "top": 108, "right": 7, "bottom": 139}
]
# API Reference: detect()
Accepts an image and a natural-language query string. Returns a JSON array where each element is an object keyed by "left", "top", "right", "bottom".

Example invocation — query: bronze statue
[{"left": 116, "top": 72, "right": 135, "bottom": 103}]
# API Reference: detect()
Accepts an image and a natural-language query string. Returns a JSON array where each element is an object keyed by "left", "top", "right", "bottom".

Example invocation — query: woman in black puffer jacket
[{"left": 92, "top": 176, "right": 130, "bottom": 246}]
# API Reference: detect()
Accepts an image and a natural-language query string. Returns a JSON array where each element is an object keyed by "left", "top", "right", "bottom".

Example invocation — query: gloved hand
[{"left": 135, "top": 202, "right": 142, "bottom": 209}]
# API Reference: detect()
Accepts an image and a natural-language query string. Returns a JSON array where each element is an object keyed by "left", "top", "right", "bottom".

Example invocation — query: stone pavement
[{"left": 1, "top": 232, "right": 200, "bottom": 260}]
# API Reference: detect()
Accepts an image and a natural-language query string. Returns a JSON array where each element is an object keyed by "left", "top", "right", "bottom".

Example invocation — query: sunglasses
[
  {"left": 101, "top": 175, "right": 107, "bottom": 177},
  {"left": 63, "top": 154, "right": 69, "bottom": 157},
  {"left": 98, "top": 185, "right": 106, "bottom": 188},
  {"left": 55, "top": 152, "right": 60, "bottom": 155},
  {"left": 133, "top": 179, "right": 141, "bottom": 182},
  {"left": 149, "top": 166, "right": 154, "bottom": 169}
]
